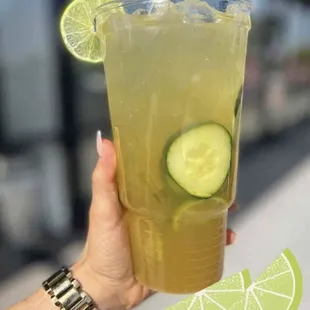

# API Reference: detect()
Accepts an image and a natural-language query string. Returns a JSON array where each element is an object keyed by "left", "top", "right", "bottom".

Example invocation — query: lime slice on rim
[
  {"left": 60, "top": 0, "right": 124, "bottom": 63},
  {"left": 232, "top": 248, "right": 303, "bottom": 310},
  {"left": 172, "top": 197, "right": 227, "bottom": 231},
  {"left": 166, "top": 270, "right": 252, "bottom": 309}
]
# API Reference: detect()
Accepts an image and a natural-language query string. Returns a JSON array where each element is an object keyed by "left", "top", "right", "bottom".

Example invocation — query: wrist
[{"left": 71, "top": 262, "right": 131, "bottom": 310}]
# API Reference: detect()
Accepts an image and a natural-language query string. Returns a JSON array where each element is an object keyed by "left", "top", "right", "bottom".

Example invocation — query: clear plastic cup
[{"left": 95, "top": 0, "right": 251, "bottom": 293}]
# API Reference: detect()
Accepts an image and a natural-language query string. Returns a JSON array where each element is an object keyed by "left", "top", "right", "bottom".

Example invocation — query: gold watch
[{"left": 43, "top": 267, "right": 97, "bottom": 310}]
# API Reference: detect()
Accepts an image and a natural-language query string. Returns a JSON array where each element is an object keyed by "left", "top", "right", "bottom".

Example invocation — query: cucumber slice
[{"left": 166, "top": 123, "right": 232, "bottom": 198}]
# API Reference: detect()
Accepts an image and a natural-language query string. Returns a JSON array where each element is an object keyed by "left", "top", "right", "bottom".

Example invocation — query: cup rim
[
  {"left": 94, "top": 0, "right": 251, "bottom": 16},
  {"left": 93, "top": 0, "right": 252, "bottom": 30}
]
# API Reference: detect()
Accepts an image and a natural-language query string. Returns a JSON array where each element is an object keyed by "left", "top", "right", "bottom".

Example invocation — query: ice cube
[
  {"left": 226, "top": 1, "right": 251, "bottom": 15},
  {"left": 226, "top": 2, "right": 241, "bottom": 15},
  {"left": 177, "top": 0, "right": 218, "bottom": 24},
  {"left": 132, "top": 0, "right": 172, "bottom": 16},
  {"left": 226, "top": 1, "right": 251, "bottom": 25}
]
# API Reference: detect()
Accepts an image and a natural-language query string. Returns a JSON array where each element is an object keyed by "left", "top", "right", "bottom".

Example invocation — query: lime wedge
[
  {"left": 60, "top": 0, "right": 102, "bottom": 63},
  {"left": 172, "top": 197, "right": 227, "bottom": 231},
  {"left": 232, "top": 248, "right": 303, "bottom": 310},
  {"left": 60, "top": 0, "right": 124, "bottom": 63},
  {"left": 166, "top": 270, "right": 252, "bottom": 309}
]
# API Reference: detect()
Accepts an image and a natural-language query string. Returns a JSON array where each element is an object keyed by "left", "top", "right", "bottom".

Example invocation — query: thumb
[{"left": 90, "top": 132, "right": 122, "bottom": 230}]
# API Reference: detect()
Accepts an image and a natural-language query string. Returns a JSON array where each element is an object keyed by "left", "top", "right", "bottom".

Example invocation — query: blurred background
[{"left": 0, "top": 0, "right": 310, "bottom": 308}]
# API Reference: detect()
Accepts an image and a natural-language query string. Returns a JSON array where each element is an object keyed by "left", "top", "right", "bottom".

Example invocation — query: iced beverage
[{"left": 96, "top": 0, "right": 251, "bottom": 293}]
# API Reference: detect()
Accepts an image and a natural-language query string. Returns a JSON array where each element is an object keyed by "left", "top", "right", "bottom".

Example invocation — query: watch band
[{"left": 43, "top": 267, "right": 97, "bottom": 310}]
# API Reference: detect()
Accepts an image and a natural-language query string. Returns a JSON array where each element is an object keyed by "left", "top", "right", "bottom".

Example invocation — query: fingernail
[
  {"left": 229, "top": 202, "right": 239, "bottom": 212},
  {"left": 96, "top": 130, "right": 103, "bottom": 157},
  {"left": 229, "top": 231, "right": 236, "bottom": 245},
  {"left": 226, "top": 229, "right": 236, "bottom": 245}
]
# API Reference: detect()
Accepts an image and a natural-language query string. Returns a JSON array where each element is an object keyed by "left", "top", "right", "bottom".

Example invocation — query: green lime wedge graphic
[
  {"left": 166, "top": 269, "right": 252, "bottom": 309},
  {"left": 231, "top": 248, "right": 303, "bottom": 310}
]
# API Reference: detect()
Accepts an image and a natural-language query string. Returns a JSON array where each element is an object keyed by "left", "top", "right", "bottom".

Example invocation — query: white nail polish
[{"left": 96, "top": 130, "right": 103, "bottom": 157}]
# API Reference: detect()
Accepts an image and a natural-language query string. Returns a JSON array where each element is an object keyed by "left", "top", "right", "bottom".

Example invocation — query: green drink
[{"left": 61, "top": 0, "right": 251, "bottom": 294}]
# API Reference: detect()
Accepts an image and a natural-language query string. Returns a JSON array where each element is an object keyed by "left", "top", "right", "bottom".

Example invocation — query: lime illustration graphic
[
  {"left": 231, "top": 248, "right": 303, "bottom": 310},
  {"left": 166, "top": 248, "right": 303, "bottom": 310},
  {"left": 165, "top": 269, "right": 252, "bottom": 309}
]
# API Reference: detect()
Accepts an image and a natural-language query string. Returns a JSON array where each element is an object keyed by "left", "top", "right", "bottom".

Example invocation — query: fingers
[
  {"left": 226, "top": 202, "right": 238, "bottom": 246},
  {"left": 226, "top": 228, "right": 236, "bottom": 246},
  {"left": 92, "top": 135, "right": 117, "bottom": 199},
  {"left": 89, "top": 134, "right": 122, "bottom": 230},
  {"left": 228, "top": 202, "right": 239, "bottom": 213},
  {"left": 89, "top": 133, "right": 239, "bottom": 249}
]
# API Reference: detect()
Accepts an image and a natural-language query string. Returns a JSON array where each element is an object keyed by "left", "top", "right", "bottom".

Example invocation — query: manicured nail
[
  {"left": 226, "top": 229, "right": 236, "bottom": 245},
  {"left": 96, "top": 130, "right": 103, "bottom": 157},
  {"left": 230, "top": 232, "right": 236, "bottom": 244},
  {"left": 229, "top": 202, "right": 239, "bottom": 212}
]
